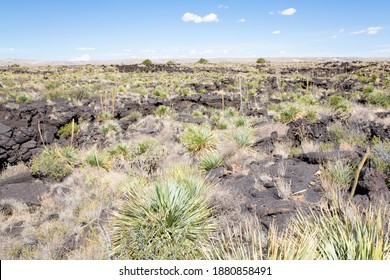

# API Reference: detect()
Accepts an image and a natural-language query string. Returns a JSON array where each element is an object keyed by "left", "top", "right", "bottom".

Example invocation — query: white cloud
[
  {"left": 71, "top": 54, "right": 91, "bottom": 61},
  {"left": 351, "top": 26, "right": 383, "bottom": 35},
  {"left": 182, "top": 12, "right": 219, "bottom": 23},
  {"left": 332, "top": 35, "right": 338, "bottom": 39},
  {"left": 238, "top": 18, "right": 246, "bottom": 23},
  {"left": 367, "top": 26, "right": 383, "bottom": 35},
  {"left": 218, "top": 4, "right": 228, "bottom": 9},
  {"left": 280, "top": 8, "right": 297, "bottom": 16},
  {"left": 121, "top": 49, "right": 132, "bottom": 53},
  {"left": 280, "top": 51, "right": 287, "bottom": 54},
  {"left": 0, "top": 48, "right": 16, "bottom": 52},
  {"left": 272, "top": 30, "right": 281, "bottom": 35},
  {"left": 203, "top": 13, "right": 219, "bottom": 22},
  {"left": 76, "top": 47, "right": 95, "bottom": 51},
  {"left": 269, "top": 11, "right": 275, "bottom": 16},
  {"left": 339, "top": 28, "right": 345, "bottom": 33}
]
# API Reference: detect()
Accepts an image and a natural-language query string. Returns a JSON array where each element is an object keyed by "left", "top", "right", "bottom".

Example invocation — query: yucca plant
[
  {"left": 278, "top": 103, "right": 301, "bottom": 123},
  {"left": 234, "top": 116, "right": 251, "bottom": 127},
  {"left": 207, "top": 205, "right": 389, "bottom": 260},
  {"left": 155, "top": 105, "right": 172, "bottom": 117},
  {"left": 181, "top": 124, "right": 218, "bottom": 156},
  {"left": 283, "top": 205, "right": 390, "bottom": 260},
  {"left": 100, "top": 120, "right": 121, "bottom": 135},
  {"left": 199, "top": 152, "right": 224, "bottom": 171},
  {"left": 325, "top": 160, "right": 355, "bottom": 189},
  {"left": 111, "top": 167, "right": 215, "bottom": 259},
  {"left": 107, "top": 142, "right": 132, "bottom": 159},
  {"left": 85, "top": 150, "right": 112, "bottom": 171},
  {"left": 329, "top": 94, "right": 352, "bottom": 113},
  {"left": 30, "top": 146, "right": 79, "bottom": 181},
  {"left": 230, "top": 127, "right": 255, "bottom": 148}
]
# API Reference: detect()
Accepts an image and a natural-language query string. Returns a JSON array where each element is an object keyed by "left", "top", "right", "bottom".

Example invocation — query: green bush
[
  {"left": 123, "top": 111, "right": 141, "bottom": 122},
  {"left": 371, "top": 139, "right": 390, "bottom": 173},
  {"left": 142, "top": 59, "right": 153, "bottom": 66},
  {"left": 100, "top": 120, "right": 121, "bottom": 135},
  {"left": 181, "top": 124, "right": 218, "bottom": 156},
  {"left": 85, "top": 150, "right": 112, "bottom": 171},
  {"left": 153, "top": 86, "right": 168, "bottom": 98},
  {"left": 256, "top": 58, "right": 266, "bottom": 64},
  {"left": 328, "top": 94, "right": 351, "bottom": 112},
  {"left": 30, "top": 146, "right": 79, "bottom": 181},
  {"left": 324, "top": 160, "right": 355, "bottom": 189},
  {"left": 199, "top": 152, "right": 223, "bottom": 171},
  {"left": 230, "top": 127, "right": 255, "bottom": 148},
  {"left": 367, "top": 91, "right": 390, "bottom": 107},
  {"left": 111, "top": 167, "right": 215, "bottom": 259},
  {"left": 155, "top": 105, "right": 172, "bottom": 117},
  {"left": 197, "top": 58, "right": 208, "bottom": 64},
  {"left": 278, "top": 103, "right": 301, "bottom": 123},
  {"left": 57, "top": 120, "right": 79, "bottom": 138}
]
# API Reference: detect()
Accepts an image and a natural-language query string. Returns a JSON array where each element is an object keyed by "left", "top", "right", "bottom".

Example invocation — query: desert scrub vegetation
[
  {"left": 154, "top": 105, "right": 172, "bottom": 117},
  {"left": 328, "top": 94, "right": 352, "bottom": 114},
  {"left": 30, "top": 146, "right": 79, "bottom": 180},
  {"left": 110, "top": 167, "right": 215, "bottom": 259},
  {"left": 199, "top": 151, "right": 224, "bottom": 172},
  {"left": 328, "top": 123, "right": 367, "bottom": 148},
  {"left": 181, "top": 124, "right": 218, "bottom": 156},
  {"left": 366, "top": 90, "right": 390, "bottom": 107},
  {"left": 142, "top": 59, "right": 153, "bottom": 66},
  {"left": 197, "top": 58, "right": 208, "bottom": 64},
  {"left": 57, "top": 119, "right": 79, "bottom": 138},
  {"left": 85, "top": 150, "right": 112, "bottom": 171},
  {"left": 206, "top": 204, "right": 389, "bottom": 260},
  {"left": 229, "top": 126, "right": 255, "bottom": 148},
  {"left": 271, "top": 205, "right": 390, "bottom": 260},
  {"left": 370, "top": 138, "right": 390, "bottom": 173}
]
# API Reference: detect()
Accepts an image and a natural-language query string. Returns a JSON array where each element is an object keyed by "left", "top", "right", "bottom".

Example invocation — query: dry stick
[
  {"left": 350, "top": 147, "right": 370, "bottom": 199},
  {"left": 37, "top": 122, "right": 47, "bottom": 149},
  {"left": 100, "top": 93, "right": 104, "bottom": 115},
  {"left": 221, "top": 91, "right": 225, "bottom": 111},
  {"left": 111, "top": 89, "right": 116, "bottom": 116},
  {"left": 70, "top": 118, "right": 75, "bottom": 147},
  {"left": 239, "top": 76, "right": 243, "bottom": 114}
]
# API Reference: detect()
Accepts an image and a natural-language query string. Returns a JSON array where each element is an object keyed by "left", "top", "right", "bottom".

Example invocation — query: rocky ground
[{"left": 0, "top": 60, "right": 389, "bottom": 259}]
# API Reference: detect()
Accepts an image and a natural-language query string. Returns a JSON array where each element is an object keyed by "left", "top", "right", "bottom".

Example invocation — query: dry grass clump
[{"left": 206, "top": 204, "right": 389, "bottom": 260}]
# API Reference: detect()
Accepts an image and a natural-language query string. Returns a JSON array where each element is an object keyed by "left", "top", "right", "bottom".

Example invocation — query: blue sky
[{"left": 1, "top": 0, "right": 389, "bottom": 61}]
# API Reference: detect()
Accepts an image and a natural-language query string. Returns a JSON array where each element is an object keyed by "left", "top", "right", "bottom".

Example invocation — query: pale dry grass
[
  {"left": 301, "top": 140, "right": 319, "bottom": 153},
  {"left": 0, "top": 167, "right": 128, "bottom": 259},
  {"left": 0, "top": 162, "right": 30, "bottom": 180},
  {"left": 274, "top": 177, "right": 292, "bottom": 200},
  {"left": 255, "top": 122, "right": 289, "bottom": 138},
  {"left": 273, "top": 140, "right": 293, "bottom": 159}
]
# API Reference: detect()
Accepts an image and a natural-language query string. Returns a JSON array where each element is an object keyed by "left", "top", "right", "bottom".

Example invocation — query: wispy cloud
[
  {"left": 280, "top": 8, "right": 297, "bottom": 16},
  {"left": 182, "top": 12, "right": 219, "bottom": 23},
  {"left": 269, "top": 11, "right": 275, "bottom": 16},
  {"left": 70, "top": 54, "right": 91, "bottom": 61},
  {"left": 0, "top": 48, "right": 16, "bottom": 53},
  {"left": 75, "top": 47, "right": 96, "bottom": 51},
  {"left": 238, "top": 18, "right": 246, "bottom": 23},
  {"left": 272, "top": 30, "right": 281, "bottom": 35},
  {"left": 218, "top": 4, "right": 228, "bottom": 9},
  {"left": 332, "top": 28, "right": 345, "bottom": 39},
  {"left": 351, "top": 26, "right": 383, "bottom": 35}
]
